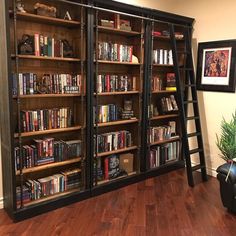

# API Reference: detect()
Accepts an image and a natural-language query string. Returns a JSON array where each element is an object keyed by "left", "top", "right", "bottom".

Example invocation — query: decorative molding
[
  {"left": 191, "top": 161, "right": 217, "bottom": 177},
  {"left": 206, "top": 167, "right": 217, "bottom": 177}
]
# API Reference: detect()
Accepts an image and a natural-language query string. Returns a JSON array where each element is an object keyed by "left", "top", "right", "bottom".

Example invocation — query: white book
[
  {"left": 18, "top": 73, "right": 23, "bottom": 95},
  {"left": 159, "top": 49, "right": 163, "bottom": 64},
  {"left": 164, "top": 49, "right": 168, "bottom": 64},
  {"left": 168, "top": 50, "right": 173, "bottom": 65}
]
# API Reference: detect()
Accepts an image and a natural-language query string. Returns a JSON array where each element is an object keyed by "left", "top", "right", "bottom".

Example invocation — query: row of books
[
  {"left": 148, "top": 125, "right": 176, "bottom": 143},
  {"left": 149, "top": 141, "right": 180, "bottom": 169},
  {"left": 152, "top": 76, "right": 163, "bottom": 92},
  {"left": 28, "top": 34, "right": 73, "bottom": 58},
  {"left": 98, "top": 42, "right": 133, "bottom": 62},
  {"left": 94, "top": 130, "right": 132, "bottom": 154},
  {"left": 161, "top": 95, "right": 178, "bottom": 113},
  {"left": 152, "top": 73, "right": 176, "bottom": 92},
  {"left": 100, "top": 14, "right": 132, "bottom": 31},
  {"left": 16, "top": 168, "right": 81, "bottom": 208},
  {"left": 13, "top": 73, "right": 82, "bottom": 95},
  {"left": 153, "top": 49, "right": 173, "bottom": 65},
  {"left": 152, "top": 30, "right": 184, "bottom": 40},
  {"left": 96, "top": 74, "right": 136, "bottom": 93},
  {"left": 20, "top": 107, "right": 72, "bottom": 133},
  {"left": 95, "top": 152, "right": 134, "bottom": 182},
  {"left": 15, "top": 138, "right": 81, "bottom": 171},
  {"left": 93, "top": 104, "right": 119, "bottom": 123}
]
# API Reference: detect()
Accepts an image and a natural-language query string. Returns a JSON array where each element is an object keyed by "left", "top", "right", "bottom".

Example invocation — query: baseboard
[
  {"left": 191, "top": 161, "right": 217, "bottom": 177},
  {"left": 0, "top": 197, "right": 3, "bottom": 209},
  {"left": 206, "top": 166, "right": 217, "bottom": 177}
]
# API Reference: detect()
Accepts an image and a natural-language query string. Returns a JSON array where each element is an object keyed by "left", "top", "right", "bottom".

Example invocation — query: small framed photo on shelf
[{"left": 196, "top": 40, "right": 236, "bottom": 92}]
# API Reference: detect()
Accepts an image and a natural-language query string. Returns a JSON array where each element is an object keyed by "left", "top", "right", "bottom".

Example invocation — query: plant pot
[{"left": 216, "top": 162, "right": 236, "bottom": 213}]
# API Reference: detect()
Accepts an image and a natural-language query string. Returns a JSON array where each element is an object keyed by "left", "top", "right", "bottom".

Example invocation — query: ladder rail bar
[{"left": 169, "top": 24, "right": 194, "bottom": 187}]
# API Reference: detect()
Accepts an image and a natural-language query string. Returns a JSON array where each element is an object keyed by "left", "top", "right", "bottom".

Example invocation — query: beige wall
[
  {"left": 1, "top": 0, "right": 235, "bottom": 207},
  {"left": 117, "top": 0, "right": 236, "bottom": 175}
]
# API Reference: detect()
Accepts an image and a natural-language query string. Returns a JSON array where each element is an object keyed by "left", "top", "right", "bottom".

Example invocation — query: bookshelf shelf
[
  {"left": 152, "top": 64, "right": 173, "bottom": 67},
  {"left": 148, "top": 159, "right": 180, "bottom": 172},
  {"left": 153, "top": 35, "right": 170, "bottom": 40},
  {"left": 94, "top": 91, "right": 139, "bottom": 96},
  {"left": 11, "top": 54, "right": 81, "bottom": 62},
  {"left": 97, "top": 171, "right": 137, "bottom": 186},
  {"left": 95, "top": 118, "right": 138, "bottom": 127},
  {"left": 15, "top": 12, "right": 81, "bottom": 27},
  {"left": 152, "top": 90, "right": 176, "bottom": 94},
  {"left": 16, "top": 157, "right": 82, "bottom": 175},
  {"left": 13, "top": 94, "right": 83, "bottom": 99},
  {"left": 153, "top": 35, "right": 184, "bottom": 41},
  {"left": 149, "top": 136, "right": 180, "bottom": 147},
  {"left": 96, "top": 60, "right": 140, "bottom": 65},
  {"left": 150, "top": 114, "right": 179, "bottom": 120},
  {"left": 23, "top": 188, "right": 81, "bottom": 208},
  {"left": 95, "top": 146, "right": 138, "bottom": 157},
  {"left": 14, "top": 126, "right": 82, "bottom": 138},
  {"left": 98, "top": 26, "right": 140, "bottom": 36}
]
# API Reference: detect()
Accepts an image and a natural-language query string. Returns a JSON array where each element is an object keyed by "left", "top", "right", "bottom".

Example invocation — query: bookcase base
[{"left": 9, "top": 161, "right": 184, "bottom": 221}]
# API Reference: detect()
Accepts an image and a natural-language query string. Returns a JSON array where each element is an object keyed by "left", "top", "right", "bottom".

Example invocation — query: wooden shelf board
[
  {"left": 153, "top": 35, "right": 170, "bottom": 40},
  {"left": 150, "top": 114, "right": 179, "bottom": 120},
  {"left": 152, "top": 64, "right": 173, "bottom": 67},
  {"left": 16, "top": 12, "right": 80, "bottom": 27},
  {"left": 23, "top": 188, "right": 81, "bottom": 208},
  {"left": 152, "top": 90, "right": 176, "bottom": 94},
  {"left": 148, "top": 159, "right": 180, "bottom": 171},
  {"left": 149, "top": 136, "right": 180, "bottom": 146},
  {"left": 14, "top": 126, "right": 82, "bottom": 138},
  {"left": 97, "top": 171, "right": 137, "bottom": 186},
  {"left": 95, "top": 146, "right": 138, "bottom": 157},
  {"left": 12, "top": 54, "right": 80, "bottom": 62},
  {"left": 95, "top": 118, "right": 138, "bottom": 127},
  {"left": 153, "top": 35, "right": 184, "bottom": 41},
  {"left": 98, "top": 26, "right": 141, "bottom": 36},
  {"left": 97, "top": 60, "right": 141, "bottom": 65},
  {"left": 94, "top": 91, "right": 139, "bottom": 96},
  {"left": 16, "top": 157, "right": 82, "bottom": 175},
  {"left": 13, "top": 94, "right": 83, "bottom": 99}
]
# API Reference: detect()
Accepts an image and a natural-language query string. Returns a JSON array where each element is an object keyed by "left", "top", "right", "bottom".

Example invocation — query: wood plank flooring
[{"left": 0, "top": 169, "right": 236, "bottom": 236}]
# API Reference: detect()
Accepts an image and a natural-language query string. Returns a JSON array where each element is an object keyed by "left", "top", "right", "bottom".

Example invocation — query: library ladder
[{"left": 169, "top": 24, "right": 207, "bottom": 187}]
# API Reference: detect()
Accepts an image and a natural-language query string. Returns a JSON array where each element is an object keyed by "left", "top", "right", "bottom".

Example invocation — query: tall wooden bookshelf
[
  {"left": 92, "top": 8, "right": 143, "bottom": 187},
  {"left": 0, "top": 0, "right": 194, "bottom": 220},
  {"left": 146, "top": 21, "right": 182, "bottom": 171}
]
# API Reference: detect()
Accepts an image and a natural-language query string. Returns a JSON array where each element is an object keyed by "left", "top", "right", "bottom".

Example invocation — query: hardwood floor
[{"left": 1, "top": 169, "right": 236, "bottom": 236}]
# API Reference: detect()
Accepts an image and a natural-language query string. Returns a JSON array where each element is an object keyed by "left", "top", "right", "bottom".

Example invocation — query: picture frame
[{"left": 196, "top": 40, "right": 236, "bottom": 92}]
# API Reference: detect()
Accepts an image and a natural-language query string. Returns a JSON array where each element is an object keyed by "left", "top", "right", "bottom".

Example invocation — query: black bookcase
[{"left": 0, "top": 0, "right": 194, "bottom": 221}]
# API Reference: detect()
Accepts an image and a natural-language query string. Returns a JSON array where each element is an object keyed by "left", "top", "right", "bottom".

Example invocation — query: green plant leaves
[{"left": 216, "top": 111, "right": 236, "bottom": 161}]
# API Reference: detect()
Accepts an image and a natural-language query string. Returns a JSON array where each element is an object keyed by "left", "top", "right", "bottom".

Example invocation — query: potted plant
[{"left": 216, "top": 111, "right": 236, "bottom": 213}]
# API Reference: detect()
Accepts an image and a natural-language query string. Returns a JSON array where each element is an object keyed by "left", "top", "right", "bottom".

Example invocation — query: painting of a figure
[
  {"left": 197, "top": 40, "right": 236, "bottom": 92},
  {"left": 203, "top": 49, "right": 230, "bottom": 77}
]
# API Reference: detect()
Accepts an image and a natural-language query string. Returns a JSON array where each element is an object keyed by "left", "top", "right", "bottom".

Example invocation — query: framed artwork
[{"left": 196, "top": 40, "right": 236, "bottom": 92}]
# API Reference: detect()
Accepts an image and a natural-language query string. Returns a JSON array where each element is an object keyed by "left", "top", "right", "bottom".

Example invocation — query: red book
[
  {"left": 54, "top": 40, "right": 61, "bottom": 57},
  {"left": 106, "top": 75, "right": 110, "bottom": 92},
  {"left": 104, "top": 157, "right": 109, "bottom": 180},
  {"left": 114, "top": 14, "right": 120, "bottom": 29}
]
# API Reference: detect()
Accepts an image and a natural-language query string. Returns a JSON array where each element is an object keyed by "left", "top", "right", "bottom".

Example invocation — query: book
[
  {"left": 104, "top": 154, "right": 120, "bottom": 180},
  {"left": 119, "top": 153, "right": 134, "bottom": 173},
  {"left": 119, "top": 19, "right": 131, "bottom": 31},
  {"left": 166, "top": 73, "right": 176, "bottom": 89},
  {"left": 101, "top": 19, "right": 114, "bottom": 28}
]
